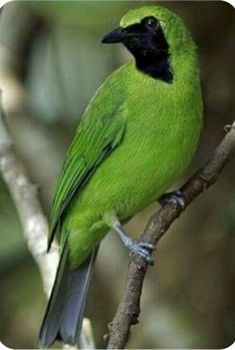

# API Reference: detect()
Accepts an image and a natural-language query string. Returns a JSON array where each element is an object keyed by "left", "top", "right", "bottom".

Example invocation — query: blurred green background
[{"left": 0, "top": 1, "right": 234, "bottom": 349}]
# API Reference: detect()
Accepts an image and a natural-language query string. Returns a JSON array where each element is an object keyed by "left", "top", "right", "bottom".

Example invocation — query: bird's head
[{"left": 102, "top": 6, "right": 196, "bottom": 83}]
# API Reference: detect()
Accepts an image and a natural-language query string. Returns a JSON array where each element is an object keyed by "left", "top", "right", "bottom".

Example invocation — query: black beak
[{"left": 101, "top": 27, "right": 126, "bottom": 44}]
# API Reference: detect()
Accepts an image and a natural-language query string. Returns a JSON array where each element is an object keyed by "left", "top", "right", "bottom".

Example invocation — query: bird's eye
[{"left": 146, "top": 17, "right": 158, "bottom": 29}]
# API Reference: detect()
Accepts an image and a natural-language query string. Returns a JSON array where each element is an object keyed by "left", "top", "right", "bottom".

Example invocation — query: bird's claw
[
  {"left": 139, "top": 242, "right": 156, "bottom": 250},
  {"left": 113, "top": 223, "right": 155, "bottom": 265},
  {"left": 127, "top": 239, "right": 155, "bottom": 265},
  {"left": 159, "top": 190, "right": 185, "bottom": 209}
]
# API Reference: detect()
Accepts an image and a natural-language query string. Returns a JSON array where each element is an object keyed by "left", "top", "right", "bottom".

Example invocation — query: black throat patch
[{"left": 124, "top": 17, "right": 173, "bottom": 83}]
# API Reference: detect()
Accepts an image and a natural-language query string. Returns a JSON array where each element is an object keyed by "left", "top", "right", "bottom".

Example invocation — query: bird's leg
[
  {"left": 112, "top": 221, "right": 155, "bottom": 265},
  {"left": 159, "top": 190, "right": 185, "bottom": 209}
]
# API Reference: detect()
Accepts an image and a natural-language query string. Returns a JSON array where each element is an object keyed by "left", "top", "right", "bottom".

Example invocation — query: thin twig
[
  {"left": 0, "top": 96, "right": 95, "bottom": 349},
  {"left": 0, "top": 97, "right": 58, "bottom": 297},
  {"left": 107, "top": 121, "right": 235, "bottom": 349}
]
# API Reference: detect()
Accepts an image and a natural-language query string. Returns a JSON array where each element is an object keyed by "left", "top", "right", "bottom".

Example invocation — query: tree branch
[
  {"left": 0, "top": 97, "right": 58, "bottom": 298},
  {"left": 0, "top": 96, "right": 95, "bottom": 349},
  {"left": 107, "top": 121, "right": 235, "bottom": 349}
]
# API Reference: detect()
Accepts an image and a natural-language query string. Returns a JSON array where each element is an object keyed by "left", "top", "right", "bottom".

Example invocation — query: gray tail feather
[{"left": 38, "top": 241, "right": 97, "bottom": 347}]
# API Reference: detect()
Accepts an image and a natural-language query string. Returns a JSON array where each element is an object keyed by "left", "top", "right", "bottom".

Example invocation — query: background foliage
[{"left": 0, "top": 1, "right": 234, "bottom": 348}]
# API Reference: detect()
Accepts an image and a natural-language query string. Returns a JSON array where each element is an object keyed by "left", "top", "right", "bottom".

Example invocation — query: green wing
[{"left": 48, "top": 75, "right": 127, "bottom": 249}]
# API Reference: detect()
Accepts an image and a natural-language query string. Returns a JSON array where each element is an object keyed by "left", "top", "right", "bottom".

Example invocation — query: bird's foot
[
  {"left": 126, "top": 237, "right": 155, "bottom": 265},
  {"left": 112, "top": 222, "right": 155, "bottom": 265},
  {"left": 159, "top": 190, "right": 185, "bottom": 209}
]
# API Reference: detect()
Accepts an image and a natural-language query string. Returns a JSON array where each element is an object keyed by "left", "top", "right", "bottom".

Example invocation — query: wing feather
[{"left": 48, "top": 77, "right": 126, "bottom": 249}]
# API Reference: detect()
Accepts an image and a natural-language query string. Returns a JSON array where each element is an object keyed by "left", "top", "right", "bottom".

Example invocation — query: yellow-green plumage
[
  {"left": 39, "top": 5, "right": 202, "bottom": 347},
  {"left": 50, "top": 6, "right": 202, "bottom": 268}
]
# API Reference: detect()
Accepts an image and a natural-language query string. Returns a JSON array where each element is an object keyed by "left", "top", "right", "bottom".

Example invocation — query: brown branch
[{"left": 107, "top": 121, "right": 235, "bottom": 349}]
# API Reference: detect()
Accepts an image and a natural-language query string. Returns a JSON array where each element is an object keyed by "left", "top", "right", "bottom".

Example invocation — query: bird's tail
[{"left": 38, "top": 240, "right": 97, "bottom": 348}]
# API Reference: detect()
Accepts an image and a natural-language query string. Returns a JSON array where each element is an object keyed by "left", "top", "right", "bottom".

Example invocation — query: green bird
[{"left": 38, "top": 5, "right": 202, "bottom": 347}]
